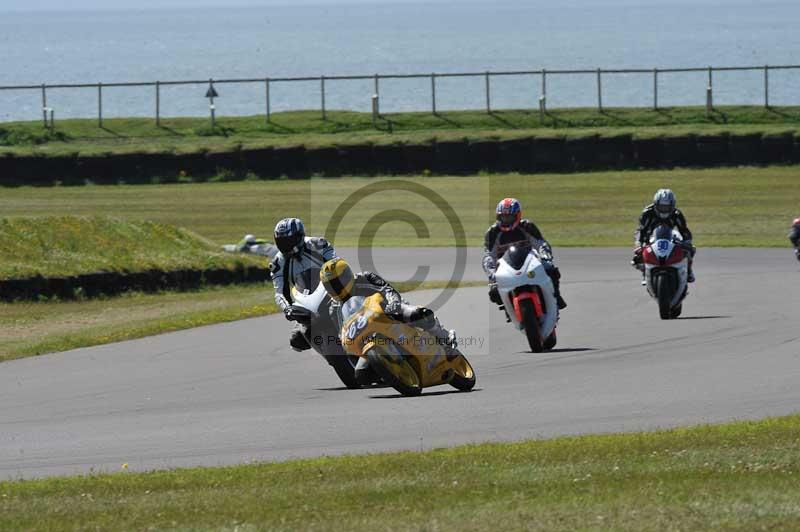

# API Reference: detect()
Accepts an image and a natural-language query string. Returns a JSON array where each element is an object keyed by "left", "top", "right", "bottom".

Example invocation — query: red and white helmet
[
  {"left": 793, "top": 217, "right": 800, "bottom": 227},
  {"left": 496, "top": 198, "right": 522, "bottom": 232}
]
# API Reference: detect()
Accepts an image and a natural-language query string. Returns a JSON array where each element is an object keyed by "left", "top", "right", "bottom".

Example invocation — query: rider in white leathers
[{"left": 270, "top": 218, "right": 336, "bottom": 351}]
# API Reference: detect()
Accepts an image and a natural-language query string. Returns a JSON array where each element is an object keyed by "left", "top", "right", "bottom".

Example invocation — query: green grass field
[
  {"left": 2, "top": 106, "right": 800, "bottom": 157},
  {"left": 0, "top": 280, "right": 476, "bottom": 362},
  {"left": 0, "top": 216, "right": 263, "bottom": 279},
  {"left": 1, "top": 168, "right": 797, "bottom": 249},
  {"left": 2, "top": 414, "right": 798, "bottom": 531}
]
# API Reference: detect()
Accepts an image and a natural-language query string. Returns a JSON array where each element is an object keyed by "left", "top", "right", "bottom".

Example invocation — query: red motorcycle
[{"left": 639, "top": 225, "right": 691, "bottom": 320}]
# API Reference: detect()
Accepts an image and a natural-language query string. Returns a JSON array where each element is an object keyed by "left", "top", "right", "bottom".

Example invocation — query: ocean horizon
[{"left": 2, "top": 0, "right": 798, "bottom": 121}]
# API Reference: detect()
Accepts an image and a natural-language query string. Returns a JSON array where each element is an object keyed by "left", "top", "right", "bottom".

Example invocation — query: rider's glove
[
  {"left": 284, "top": 307, "right": 297, "bottom": 321},
  {"left": 631, "top": 247, "right": 643, "bottom": 267},
  {"left": 409, "top": 307, "right": 435, "bottom": 329}
]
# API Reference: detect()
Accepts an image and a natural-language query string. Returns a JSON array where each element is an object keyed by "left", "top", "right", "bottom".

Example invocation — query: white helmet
[
  {"left": 653, "top": 189, "right": 676, "bottom": 220},
  {"left": 243, "top": 234, "right": 256, "bottom": 244}
]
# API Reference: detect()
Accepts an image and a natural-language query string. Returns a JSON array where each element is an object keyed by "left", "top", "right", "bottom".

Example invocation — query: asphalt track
[{"left": 2, "top": 248, "right": 799, "bottom": 480}]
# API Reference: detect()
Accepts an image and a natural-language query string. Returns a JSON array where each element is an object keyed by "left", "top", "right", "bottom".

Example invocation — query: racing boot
[
  {"left": 289, "top": 327, "right": 311, "bottom": 352},
  {"left": 354, "top": 357, "right": 380, "bottom": 386},
  {"left": 553, "top": 284, "right": 567, "bottom": 310},
  {"left": 426, "top": 319, "right": 459, "bottom": 357},
  {"left": 688, "top": 260, "right": 696, "bottom": 283}
]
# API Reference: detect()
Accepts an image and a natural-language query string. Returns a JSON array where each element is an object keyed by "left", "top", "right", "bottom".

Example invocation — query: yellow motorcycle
[{"left": 339, "top": 293, "right": 476, "bottom": 396}]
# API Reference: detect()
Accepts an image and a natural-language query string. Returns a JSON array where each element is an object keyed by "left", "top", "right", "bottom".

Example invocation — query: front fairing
[
  {"left": 341, "top": 294, "right": 466, "bottom": 388},
  {"left": 494, "top": 247, "right": 557, "bottom": 338}
]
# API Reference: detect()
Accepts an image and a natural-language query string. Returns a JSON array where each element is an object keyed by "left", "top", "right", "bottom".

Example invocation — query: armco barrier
[
  {"left": 338, "top": 144, "right": 375, "bottom": 175},
  {"left": 497, "top": 137, "right": 534, "bottom": 173},
  {"left": 467, "top": 139, "right": 500, "bottom": 172},
  {"left": 533, "top": 137, "right": 569, "bottom": 172},
  {"left": 434, "top": 140, "right": 470, "bottom": 174},
  {"left": 597, "top": 134, "right": 635, "bottom": 167},
  {"left": 662, "top": 135, "right": 698, "bottom": 167},
  {"left": 633, "top": 137, "right": 665, "bottom": 167},
  {"left": 761, "top": 134, "right": 793, "bottom": 164},
  {"left": 0, "top": 266, "right": 271, "bottom": 302},
  {"left": 695, "top": 134, "right": 729, "bottom": 166},
  {"left": 1, "top": 133, "right": 798, "bottom": 185},
  {"left": 403, "top": 142, "right": 435, "bottom": 174},
  {"left": 729, "top": 134, "right": 763, "bottom": 165}
]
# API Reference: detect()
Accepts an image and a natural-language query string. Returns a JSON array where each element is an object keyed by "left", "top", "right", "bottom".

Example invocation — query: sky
[
  {"left": 0, "top": 0, "right": 743, "bottom": 12},
  {"left": 3, "top": 0, "right": 440, "bottom": 10}
]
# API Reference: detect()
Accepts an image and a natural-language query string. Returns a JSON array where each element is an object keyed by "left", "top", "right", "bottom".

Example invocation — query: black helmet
[{"left": 273, "top": 218, "right": 305, "bottom": 255}]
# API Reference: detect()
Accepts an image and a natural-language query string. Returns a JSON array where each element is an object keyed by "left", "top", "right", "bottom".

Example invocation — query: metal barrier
[{"left": 1, "top": 64, "right": 798, "bottom": 128}]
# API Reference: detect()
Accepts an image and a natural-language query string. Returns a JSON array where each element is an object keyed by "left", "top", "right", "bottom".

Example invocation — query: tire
[
  {"left": 656, "top": 274, "right": 673, "bottom": 320},
  {"left": 543, "top": 330, "right": 557, "bottom": 350},
  {"left": 670, "top": 304, "right": 683, "bottom": 319},
  {"left": 367, "top": 348, "right": 422, "bottom": 397},
  {"left": 327, "top": 353, "right": 362, "bottom": 389},
  {"left": 449, "top": 353, "right": 476, "bottom": 392},
  {"left": 519, "top": 298, "right": 544, "bottom": 352}
]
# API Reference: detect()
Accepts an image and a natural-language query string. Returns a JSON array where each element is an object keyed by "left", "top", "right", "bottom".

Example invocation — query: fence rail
[{"left": 3, "top": 63, "right": 800, "bottom": 128}]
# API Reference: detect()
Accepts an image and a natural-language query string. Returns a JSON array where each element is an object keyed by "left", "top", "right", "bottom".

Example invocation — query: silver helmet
[
  {"left": 273, "top": 218, "right": 305, "bottom": 255},
  {"left": 653, "top": 189, "right": 676, "bottom": 220}
]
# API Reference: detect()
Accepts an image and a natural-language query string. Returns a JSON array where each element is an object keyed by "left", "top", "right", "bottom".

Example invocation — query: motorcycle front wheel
[
  {"left": 656, "top": 275, "right": 674, "bottom": 320},
  {"left": 519, "top": 298, "right": 544, "bottom": 352},
  {"left": 367, "top": 346, "right": 422, "bottom": 397},
  {"left": 326, "top": 353, "right": 362, "bottom": 389},
  {"left": 449, "top": 353, "right": 476, "bottom": 392}
]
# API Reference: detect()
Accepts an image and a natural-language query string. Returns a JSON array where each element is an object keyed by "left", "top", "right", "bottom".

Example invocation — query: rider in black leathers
[
  {"left": 790, "top": 218, "right": 800, "bottom": 261},
  {"left": 633, "top": 189, "right": 696, "bottom": 283},
  {"left": 483, "top": 198, "right": 567, "bottom": 310}
]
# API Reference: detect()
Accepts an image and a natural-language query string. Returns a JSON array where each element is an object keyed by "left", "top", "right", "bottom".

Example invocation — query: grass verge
[
  {"left": 2, "top": 413, "right": 799, "bottom": 530},
  {"left": 0, "top": 216, "right": 262, "bottom": 280},
  {"left": 0, "top": 281, "right": 478, "bottom": 362},
  {"left": 2, "top": 106, "right": 800, "bottom": 157},
  {"left": 1, "top": 169, "right": 798, "bottom": 247}
]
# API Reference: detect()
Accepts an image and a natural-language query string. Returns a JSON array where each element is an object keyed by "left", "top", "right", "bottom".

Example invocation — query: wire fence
[{"left": 2, "top": 64, "right": 799, "bottom": 129}]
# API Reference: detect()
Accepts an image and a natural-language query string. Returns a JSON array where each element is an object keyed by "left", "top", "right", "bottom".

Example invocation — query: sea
[{"left": 1, "top": 0, "right": 799, "bottom": 122}]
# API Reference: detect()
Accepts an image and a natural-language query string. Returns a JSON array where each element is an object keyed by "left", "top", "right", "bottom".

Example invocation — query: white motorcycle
[
  {"left": 494, "top": 242, "right": 559, "bottom": 352},
  {"left": 640, "top": 224, "right": 691, "bottom": 320},
  {"left": 288, "top": 276, "right": 361, "bottom": 389}
]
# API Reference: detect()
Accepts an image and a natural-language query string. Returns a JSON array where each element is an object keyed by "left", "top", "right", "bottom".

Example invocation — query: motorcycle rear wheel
[
  {"left": 519, "top": 298, "right": 544, "bottom": 352},
  {"left": 669, "top": 304, "right": 683, "bottom": 319},
  {"left": 656, "top": 275, "right": 673, "bottom": 320},
  {"left": 367, "top": 348, "right": 422, "bottom": 397}
]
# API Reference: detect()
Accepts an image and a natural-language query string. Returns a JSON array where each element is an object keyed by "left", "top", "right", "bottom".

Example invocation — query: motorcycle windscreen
[
  {"left": 504, "top": 242, "right": 533, "bottom": 270},
  {"left": 652, "top": 225, "right": 674, "bottom": 242},
  {"left": 341, "top": 295, "right": 367, "bottom": 322}
]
